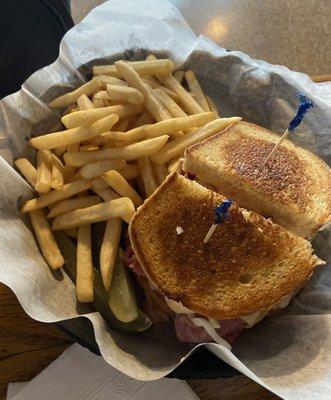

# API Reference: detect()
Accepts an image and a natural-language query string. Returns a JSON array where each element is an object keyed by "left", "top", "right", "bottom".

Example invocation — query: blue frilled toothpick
[
  {"left": 204, "top": 199, "right": 232, "bottom": 244},
  {"left": 263, "top": 94, "right": 313, "bottom": 166}
]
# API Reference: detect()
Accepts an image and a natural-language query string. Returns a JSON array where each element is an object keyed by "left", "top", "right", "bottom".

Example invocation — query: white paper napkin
[{"left": 7, "top": 344, "right": 199, "bottom": 400}]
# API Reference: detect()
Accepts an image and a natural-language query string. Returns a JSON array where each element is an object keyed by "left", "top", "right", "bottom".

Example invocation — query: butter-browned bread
[
  {"left": 183, "top": 121, "right": 331, "bottom": 238},
  {"left": 129, "top": 173, "right": 323, "bottom": 320}
]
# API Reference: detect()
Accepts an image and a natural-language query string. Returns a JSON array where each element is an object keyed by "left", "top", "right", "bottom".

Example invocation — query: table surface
[{"left": 0, "top": 283, "right": 279, "bottom": 400}]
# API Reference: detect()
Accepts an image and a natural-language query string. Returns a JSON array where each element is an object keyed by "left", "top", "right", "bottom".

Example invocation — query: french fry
[
  {"left": 153, "top": 88, "right": 187, "bottom": 118},
  {"left": 94, "top": 90, "right": 110, "bottom": 100},
  {"left": 52, "top": 197, "right": 135, "bottom": 230},
  {"left": 131, "top": 110, "right": 154, "bottom": 128},
  {"left": 21, "top": 179, "right": 92, "bottom": 213},
  {"left": 115, "top": 61, "right": 168, "bottom": 122},
  {"left": 63, "top": 165, "right": 77, "bottom": 183},
  {"left": 93, "top": 59, "right": 175, "bottom": 77},
  {"left": 184, "top": 70, "right": 210, "bottom": 111},
  {"left": 103, "top": 112, "right": 215, "bottom": 142},
  {"left": 14, "top": 158, "right": 38, "bottom": 189},
  {"left": 92, "top": 187, "right": 119, "bottom": 202},
  {"left": 120, "top": 163, "right": 139, "bottom": 181},
  {"left": 67, "top": 143, "right": 80, "bottom": 152},
  {"left": 102, "top": 170, "right": 143, "bottom": 207},
  {"left": 114, "top": 118, "right": 130, "bottom": 132},
  {"left": 35, "top": 150, "right": 52, "bottom": 193},
  {"left": 91, "top": 177, "right": 109, "bottom": 191},
  {"left": 77, "top": 93, "right": 94, "bottom": 110},
  {"left": 54, "top": 145, "right": 67, "bottom": 158},
  {"left": 79, "top": 159, "right": 126, "bottom": 179},
  {"left": 64, "top": 228, "right": 78, "bottom": 239},
  {"left": 158, "top": 74, "right": 204, "bottom": 114},
  {"left": 30, "top": 209, "right": 64, "bottom": 269},
  {"left": 61, "top": 103, "right": 144, "bottom": 129},
  {"left": 76, "top": 224, "right": 94, "bottom": 302},
  {"left": 98, "top": 75, "right": 129, "bottom": 89},
  {"left": 63, "top": 135, "right": 169, "bottom": 166},
  {"left": 47, "top": 195, "right": 102, "bottom": 218},
  {"left": 137, "top": 157, "right": 158, "bottom": 197},
  {"left": 153, "top": 163, "right": 168, "bottom": 185},
  {"left": 30, "top": 114, "right": 119, "bottom": 150},
  {"left": 100, "top": 218, "right": 122, "bottom": 290},
  {"left": 168, "top": 158, "right": 184, "bottom": 174},
  {"left": 206, "top": 95, "right": 220, "bottom": 117},
  {"left": 107, "top": 84, "right": 144, "bottom": 105},
  {"left": 150, "top": 117, "right": 241, "bottom": 164},
  {"left": 174, "top": 70, "right": 184, "bottom": 84},
  {"left": 49, "top": 78, "right": 101, "bottom": 108},
  {"left": 142, "top": 76, "right": 179, "bottom": 102},
  {"left": 92, "top": 95, "right": 106, "bottom": 108},
  {"left": 51, "top": 154, "right": 65, "bottom": 190}
]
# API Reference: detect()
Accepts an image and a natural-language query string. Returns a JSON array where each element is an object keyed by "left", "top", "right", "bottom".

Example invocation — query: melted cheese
[{"left": 190, "top": 317, "right": 231, "bottom": 349}]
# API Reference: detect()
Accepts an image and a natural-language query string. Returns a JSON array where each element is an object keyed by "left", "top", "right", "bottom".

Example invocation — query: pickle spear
[{"left": 54, "top": 231, "right": 152, "bottom": 333}]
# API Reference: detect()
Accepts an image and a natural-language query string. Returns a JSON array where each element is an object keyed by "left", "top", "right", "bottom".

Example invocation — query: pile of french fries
[{"left": 15, "top": 55, "right": 241, "bottom": 304}]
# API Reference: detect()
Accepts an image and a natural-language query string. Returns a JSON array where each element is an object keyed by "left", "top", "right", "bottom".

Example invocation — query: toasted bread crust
[
  {"left": 129, "top": 173, "right": 323, "bottom": 319},
  {"left": 183, "top": 122, "right": 331, "bottom": 237}
]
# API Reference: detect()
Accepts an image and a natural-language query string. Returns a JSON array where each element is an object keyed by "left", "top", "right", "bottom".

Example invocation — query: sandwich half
[
  {"left": 129, "top": 173, "right": 323, "bottom": 346},
  {"left": 183, "top": 121, "right": 331, "bottom": 238}
]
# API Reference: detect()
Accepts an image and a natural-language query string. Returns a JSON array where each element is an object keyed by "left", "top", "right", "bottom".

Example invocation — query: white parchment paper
[{"left": 0, "top": 1, "right": 330, "bottom": 398}]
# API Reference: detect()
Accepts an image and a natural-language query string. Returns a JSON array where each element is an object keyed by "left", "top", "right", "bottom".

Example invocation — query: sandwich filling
[{"left": 125, "top": 239, "right": 293, "bottom": 347}]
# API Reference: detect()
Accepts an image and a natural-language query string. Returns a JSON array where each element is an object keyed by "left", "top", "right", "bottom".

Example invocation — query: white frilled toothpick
[
  {"left": 203, "top": 199, "right": 232, "bottom": 244},
  {"left": 263, "top": 94, "right": 313, "bottom": 166}
]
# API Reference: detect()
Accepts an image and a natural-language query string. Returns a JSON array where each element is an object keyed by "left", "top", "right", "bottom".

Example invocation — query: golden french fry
[
  {"left": 14, "top": 158, "right": 38, "bottom": 189},
  {"left": 77, "top": 224, "right": 94, "bottom": 302},
  {"left": 107, "top": 84, "right": 144, "bottom": 105},
  {"left": 120, "top": 163, "right": 139, "bottom": 181},
  {"left": 94, "top": 90, "right": 110, "bottom": 100},
  {"left": 51, "top": 154, "right": 65, "bottom": 190},
  {"left": 92, "top": 95, "right": 106, "bottom": 108},
  {"left": 35, "top": 150, "right": 52, "bottom": 193},
  {"left": 63, "top": 165, "right": 77, "bottom": 183},
  {"left": 93, "top": 59, "right": 175, "bottom": 77},
  {"left": 174, "top": 70, "right": 184, "bottom": 84},
  {"left": 168, "top": 158, "right": 184, "bottom": 174},
  {"left": 92, "top": 187, "right": 119, "bottom": 201},
  {"left": 115, "top": 61, "right": 168, "bottom": 122},
  {"left": 61, "top": 103, "right": 144, "bottom": 129},
  {"left": 21, "top": 179, "right": 92, "bottom": 213},
  {"left": 91, "top": 177, "right": 109, "bottom": 191},
  {"left": 52, "top": 197, "right": 135, "bottom": 230},
  {"left": 64, "top": 228, "right": 78, "bottom": 239},
  {"left": 77, "top": 93, "right": 94, "bottom": 110},
  {"left": 131, "top": 110, "right": 154, "bottom": 128},
  {"left": 153, "top": 88, "right": 187, "bottom": 118},
  {"left": 67, "top": 143, "right": 80, "bottom": 152},
  {"left": 63, "top": 135, "right": 169, "bottom": 166},
  {"left": 98, "top": 75, "right": 129, "bottom": 89},
  {"left": 47, "top": 195, "right": 101, "bottom": 218},
  {"left": 142, "top": 76, "right": 179, "bottom": 102},
  {"left": 153, "top": 163, "right": 168, "bottom": 185},
  {"left": 30, "top": 209, "right": 64, "bottom": 269},
  {"left": 79, "top": 144, "right": 99, "bottom": 151},
  {"left": 54, "top": 145, "right": 67, "bottom": 158},
  {"left": 150, "top": 117, "right": 241, "bottom": 164},
  {"left": 206, "top": 95, "right": 220, "bottom": 117},
  {"left": 30, "top": 114, "right": 119, "bottom": 150},
  {"left": 100, "top": 218, "right": 122, "bottom": 290},
  {"left": 114, "top": 118, "right": 130, "bottom": 132},
  {"left": 137, "top": 157, "right": 158, "bottom": 197},
  {"left": 79, "top": 159, "right": 126, "bottom": 179},
  {"left": 184, "top": 70, "right": 210, "bottom": 111},
  {"left": 102, "top": 170, "right": 143, "bottom": 207},
  {"left": 49, "top": 78, "right": 101, "bottom": 108},
  {"left": 103, "top": 112, "right": 215, "bottom": 142},
  {"left": 159, "top": 74, "right": 204, "bottom": 114}
]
